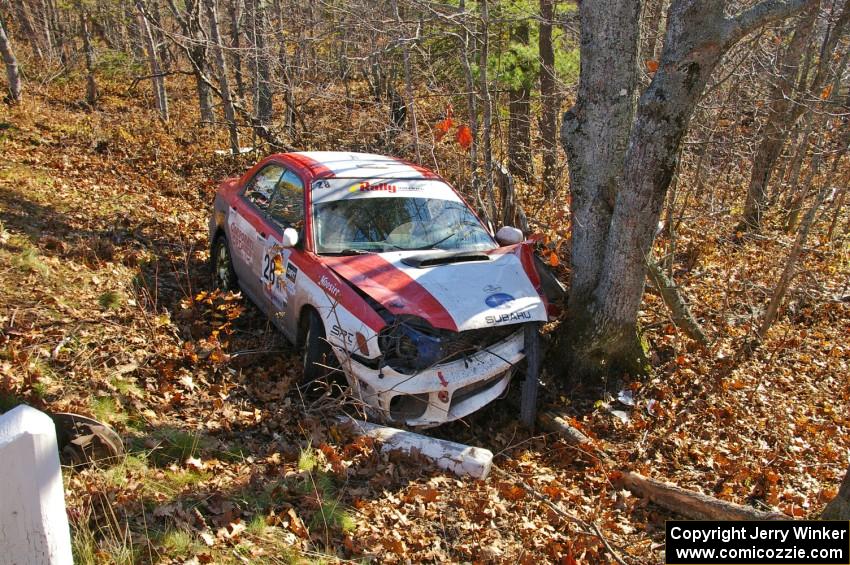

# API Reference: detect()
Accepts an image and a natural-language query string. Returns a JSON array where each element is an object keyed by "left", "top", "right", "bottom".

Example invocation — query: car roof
[{"left": 286, "top": 151, "right": 439, "bottom": 181}]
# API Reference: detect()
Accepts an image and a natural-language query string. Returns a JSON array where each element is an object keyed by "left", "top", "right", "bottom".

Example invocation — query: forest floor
[{"left": 1, "top": 72, "right": 849, "bottom": 564}]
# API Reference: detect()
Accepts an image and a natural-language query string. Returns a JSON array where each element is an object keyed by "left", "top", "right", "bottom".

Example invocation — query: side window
[
  {"left": 267, "top": 169, "right": 304, "bottom": 228},
  {"left": 243, "top": 164, "right": 284, "bottom": 210}
]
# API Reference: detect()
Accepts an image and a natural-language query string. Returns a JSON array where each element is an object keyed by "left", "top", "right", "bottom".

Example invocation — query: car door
[
  {"left": 227, "top": 163, "right": 286, "bottom": 305},
  {"left": 256, "top": 168, "right": 306, "bottom": 341}
]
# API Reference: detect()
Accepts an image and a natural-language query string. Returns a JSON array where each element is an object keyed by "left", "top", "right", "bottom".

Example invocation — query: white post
[
  {"left": 0, "top": 405, "right": 73, "bottom": 565},
  {"left": 339, "top": 417, "right": 493, "bottom": 479}
]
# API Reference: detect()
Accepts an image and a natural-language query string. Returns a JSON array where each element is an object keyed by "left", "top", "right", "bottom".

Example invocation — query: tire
[
  {"left": 211, "top": 234, "right": 238, "bottom": 291},
  {"left": 520, "top": 322, "right": 541, "bottom": 429},
  {"left": 302, "top": 309, "right": 334, "bottom": 383}
]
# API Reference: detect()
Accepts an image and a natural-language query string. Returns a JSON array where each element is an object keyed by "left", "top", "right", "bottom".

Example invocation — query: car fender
[{"left": 285, "top": 255, "right": 385, "bottom": 359}]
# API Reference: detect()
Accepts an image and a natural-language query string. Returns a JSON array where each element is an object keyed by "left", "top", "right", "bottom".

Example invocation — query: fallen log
[
  {"left": 620, "top": 472, "right": 788, "bottom": 521},
  {"left": 646, "top": 258, "right": 711, "bottom": 346},
  {"left": 538, "top": 411, "right": 610, "bottom": 460},
  {"left": 338, "top": 417, "right": 493, "bottom": 479},
  {"left": 541, "top": 411, "right": 789, "bottom": 521}
]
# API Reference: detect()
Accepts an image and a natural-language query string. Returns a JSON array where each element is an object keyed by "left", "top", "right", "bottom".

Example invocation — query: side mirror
[
  {"left": 495, "top": 226, "right": 524, "bottom": 246},
  {"left": 281, "top": 227, "right": 299, "bottom": 248}
]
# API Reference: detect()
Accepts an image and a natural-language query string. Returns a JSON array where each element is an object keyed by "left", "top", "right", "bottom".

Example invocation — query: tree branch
[{"left": 723, "top": 0, "right": 816, "bottom": 47}]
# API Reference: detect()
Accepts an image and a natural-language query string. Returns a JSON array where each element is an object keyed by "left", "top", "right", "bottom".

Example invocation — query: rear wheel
[{"left": 211, "top": 234, "right": 237, "bottom": 291}]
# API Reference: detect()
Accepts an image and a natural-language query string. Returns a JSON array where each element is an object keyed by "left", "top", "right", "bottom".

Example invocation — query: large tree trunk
[
  {"left": 559, "top": 0, "right": 641, "bottom": 377},
  {"left": 0, "top": 18, "right": 22, "bottom": 103},
  {"left": 822, "top": 464, "right": 850, "bottom": 520},
  {"left": 539, "top": 0, "right": 559, "bottom": 198},
  {"left": 559, "top": 0, "right": 814, "bottom": 381}
]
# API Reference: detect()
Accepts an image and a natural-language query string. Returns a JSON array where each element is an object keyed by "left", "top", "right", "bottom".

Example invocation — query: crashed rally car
[{"left": 209, "top": 152, "right": 551, "bottom": 427}]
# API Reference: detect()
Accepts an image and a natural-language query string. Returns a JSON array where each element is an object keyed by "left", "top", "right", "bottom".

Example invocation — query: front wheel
[
  {"left": 211, "top": 234, "right": 238, "bottom": 291},
  {"left": 302, "top": 309, "right": 335, "bottom": 383}
]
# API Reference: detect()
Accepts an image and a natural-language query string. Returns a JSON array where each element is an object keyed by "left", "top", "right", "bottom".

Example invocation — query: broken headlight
[{"left": 378, "top": 317, "right": 445, "bottom": 373}]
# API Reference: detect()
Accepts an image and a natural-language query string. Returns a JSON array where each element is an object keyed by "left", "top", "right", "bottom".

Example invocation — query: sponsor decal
[
  {"left": 229, "top": 222, "right": 254, "bottom": 266},
  {"left": 312, "top": 180, "right": 331, "bottom": 190},
  {"left": 483, "top": 284, "right": 502, "bottom": 293},
  {"left": 330, "top": 324, "right": 354, "bottom": 346},
  {"left": 437, "top": 371, "right": 448, "bottom": 388},
  {"left": 485, "top": 310, "right": 532, "bottom": 325},
  {"left": 319, "top": 275, "right": 341, "bottom": 297},
  {"left": 286, "top": 263, "right": 298, "bottom": 283},
  {"left": 485, "top": 292, "right": 515, "bottom": 309},
  {"left": 346, "top": 181, "right": 424, "bottom": 194}
]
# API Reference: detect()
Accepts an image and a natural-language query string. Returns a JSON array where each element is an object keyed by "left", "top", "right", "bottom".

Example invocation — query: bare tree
[
  {"left": 80, "top": 11, "right": 98, "bottom": 107},
  {"left": 136, "top": 0, "right": 169, "bottom": 121},
  {"left": 507, "top": 19, "right": 533, "bottom": 182},
  {"left": 539, "top": 0, "right": 559, "bottom": 197},
  {"left": 741, "top": 0, "right": 850, "bottom": 231},
  {"left": 205, "top": 0, "right": 240, "bottom": 154},
  {"left": 740, "top": 4, "right": 817, "bottom": 231},
  {"left": 0, "top": 17, "right": 22, "bottom": 103},
  {"left": 166, "top": 0, "right": 215, "bottom": 124}
]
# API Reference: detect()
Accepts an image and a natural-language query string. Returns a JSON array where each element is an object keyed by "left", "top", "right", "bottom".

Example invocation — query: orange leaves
[
  {"left": 432, "top": 105, "right": 472, "bottom": 150},
  {"left": 645, "top": 59, "right": 659, "bottom": 73},
  {"left": 455, "top": 124, "right": 473, "bottom": 149},
  {"left": 497, "top": 481, "right": 527, "bottom": 501},
  {"left": 434, "top": 116, "right": 454, "bottom": 141},
  {"left": 821, "top": 84, "right": 833, "bottom": 100}
]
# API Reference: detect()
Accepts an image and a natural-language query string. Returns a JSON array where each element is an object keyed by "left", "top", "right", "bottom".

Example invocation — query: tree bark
[
  {"left": 204, "top": 0, "right": 240, "bottom": 154},
  {"left": 822, "top": 464, "right": 850, "bottom": 520},
  {"left": 539, "top": 0, "right": 558, "bottom": 198},
  {"left": 0, "top": 17, "right": 22, "bottom": 103},
  {"left": 559, "top": 0, "right": 642, "bottom": 378},
  {"left": 508, "top": 21, "right": 533, "bottom": 182},
  {"left": 248, "top": 0, "right": 273, "bottom": 126}
]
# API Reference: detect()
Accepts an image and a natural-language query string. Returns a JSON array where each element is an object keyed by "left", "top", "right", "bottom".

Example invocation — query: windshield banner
[{"left": 310, "top": 178, "right": 462, "bottom": 204}]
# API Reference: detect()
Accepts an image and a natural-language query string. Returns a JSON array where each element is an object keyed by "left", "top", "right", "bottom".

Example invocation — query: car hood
[{"left": 322, "top": 244, "right": 547, "bottom": 332}]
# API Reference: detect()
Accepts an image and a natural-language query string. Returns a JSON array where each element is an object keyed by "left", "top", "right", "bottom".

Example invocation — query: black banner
[{"left": 666, "top": 520, "right": 850, "bottom": 564}]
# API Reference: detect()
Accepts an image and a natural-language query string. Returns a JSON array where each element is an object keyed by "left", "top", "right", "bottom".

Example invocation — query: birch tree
[{"left": 0, "top": 17, "right": 22, "bottom": 103}]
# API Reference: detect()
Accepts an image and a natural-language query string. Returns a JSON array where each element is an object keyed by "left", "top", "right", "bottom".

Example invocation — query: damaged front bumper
[{"left": 335, "top": 328, "right": 525, "bottom": 427}]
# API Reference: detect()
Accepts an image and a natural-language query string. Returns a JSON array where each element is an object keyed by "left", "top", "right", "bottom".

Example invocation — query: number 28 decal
[{"left": 262, "top": 253, "right": 281, "bottom": 285}]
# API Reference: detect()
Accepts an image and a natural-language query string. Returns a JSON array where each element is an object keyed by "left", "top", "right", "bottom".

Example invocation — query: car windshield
[{"left": 314, "top": 196, "right": 496, "bottom": 255}]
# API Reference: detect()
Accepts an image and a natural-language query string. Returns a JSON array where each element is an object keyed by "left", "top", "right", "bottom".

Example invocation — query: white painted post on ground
[
  {"left": 339, "top": 417, "right": 493, "bottom": 479},
  {"left": 0, "top": 405, "right": 73, "bottom": 565}
]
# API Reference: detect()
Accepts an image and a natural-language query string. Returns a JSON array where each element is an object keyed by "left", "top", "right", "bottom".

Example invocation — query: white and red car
[{"left": 209, "top": 152, "right": 550, "bottom": 427}]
